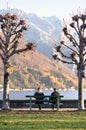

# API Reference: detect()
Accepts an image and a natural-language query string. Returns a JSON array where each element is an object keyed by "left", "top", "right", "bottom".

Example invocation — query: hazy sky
[{"left": 0, "top": 0, "right": 86, "bottom": 20}]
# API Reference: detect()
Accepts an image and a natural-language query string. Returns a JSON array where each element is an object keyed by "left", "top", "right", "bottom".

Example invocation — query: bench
[{"left": 25, "top": 95, "right": 63, "bottom": 111}]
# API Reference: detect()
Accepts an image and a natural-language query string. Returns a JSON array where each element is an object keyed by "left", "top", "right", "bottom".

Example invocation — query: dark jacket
[
  {"left": 50, "top": 91, "right": 60, "bottom": 104},
  {"left": 34, "top": 92, "right": 44, "bottom": 104}
]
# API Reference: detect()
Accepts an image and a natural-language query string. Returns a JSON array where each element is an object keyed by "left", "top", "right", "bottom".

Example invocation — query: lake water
[{"left": 0, "top": 89, "right": 86, "bottom": 100}]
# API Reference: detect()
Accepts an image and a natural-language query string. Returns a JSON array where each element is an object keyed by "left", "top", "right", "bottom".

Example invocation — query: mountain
[
  {"left": 0, "top": 9, "right": 78, "bottom": 90},
  {"left": 0, "top": 51, "right": 78, "bottom": 90},
  {"left": 0, "top": 9, "right": 62, "bottom": 58}
]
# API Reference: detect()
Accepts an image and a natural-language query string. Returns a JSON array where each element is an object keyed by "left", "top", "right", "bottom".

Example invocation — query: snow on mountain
[{"left": 0, "top": 9, "right": 62, "bottom": 58}]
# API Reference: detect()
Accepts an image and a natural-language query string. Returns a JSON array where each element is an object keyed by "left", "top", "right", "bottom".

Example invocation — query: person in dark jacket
[
  {"left": 50, "top": 88, "right": 60, "bottom": 110},
  {"left": 34, "top": 87, "right": 44, "bottom": 110}
]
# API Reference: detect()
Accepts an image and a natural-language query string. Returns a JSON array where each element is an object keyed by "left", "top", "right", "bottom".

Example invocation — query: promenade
[{"left": 11, "top": 108, "right": 78, "bottom": 112}]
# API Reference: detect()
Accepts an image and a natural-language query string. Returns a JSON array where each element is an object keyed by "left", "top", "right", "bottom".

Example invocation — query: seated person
[
  {"left": 34, "top": 87, "right": 44, "bottom": 110},
  {"left": 50, "top": 88, "right": 60, "bottom": 110}
]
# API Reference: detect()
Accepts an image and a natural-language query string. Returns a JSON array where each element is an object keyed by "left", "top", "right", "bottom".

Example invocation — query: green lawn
[{"left": 0, "top": 110, "right": 86, "bottom": 130}]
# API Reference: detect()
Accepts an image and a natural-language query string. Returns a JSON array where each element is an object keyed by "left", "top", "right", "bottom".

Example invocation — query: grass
[{"left": 0, "top": 110, "right": 86, "bottom": 130}]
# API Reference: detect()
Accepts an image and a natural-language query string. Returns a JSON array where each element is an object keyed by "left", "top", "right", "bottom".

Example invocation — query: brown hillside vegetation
[{"left": 0, "top": 51, "right": 78, "bottom": 90}]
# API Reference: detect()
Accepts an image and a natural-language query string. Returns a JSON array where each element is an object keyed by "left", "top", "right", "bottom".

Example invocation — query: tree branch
[
  {"left": 83, "top": 52, "right": 86, "bottom": 56},
  {"left": 9, "top": 47, "right": 29, "bottom": 57},
  {"left": 60, "top": 51, "right": 78, "bottom": 65},
  {"left": 61, "top": 42, "right": 79, "bottom": 56},
  {"left": 0, "top": 53, "right": 4, "bottom": 60},
  {"left": 66, "top": 33, "right": 79, "bottom": 51},
  {"left": 55, "top": 56, "right": 75, "bottom": 64}
]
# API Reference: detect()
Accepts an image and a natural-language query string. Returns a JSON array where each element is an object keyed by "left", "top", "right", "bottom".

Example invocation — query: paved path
[{"left": 11, "top": 108, "right": 78, "bottom": 111}]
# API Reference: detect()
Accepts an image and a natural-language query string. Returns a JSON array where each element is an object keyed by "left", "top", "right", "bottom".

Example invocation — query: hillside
[
  {"left": 0, "top": 9, "right": 78, "bottom": 90},
  {"left": 0, "top": 51, "right": 78, "bottom": 90}
]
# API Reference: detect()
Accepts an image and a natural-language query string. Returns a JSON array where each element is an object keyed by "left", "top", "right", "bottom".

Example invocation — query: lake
[{"left": 0, "top": 89, "right": 86, "bottom": 100}]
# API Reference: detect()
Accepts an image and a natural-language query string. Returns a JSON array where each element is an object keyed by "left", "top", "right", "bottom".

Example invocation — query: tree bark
[
  {"left": 2, "top": 66, "right": 10, "bottom": 109},
  {"left": 78, "top": 69, "right": 84, "bottom": 110}
]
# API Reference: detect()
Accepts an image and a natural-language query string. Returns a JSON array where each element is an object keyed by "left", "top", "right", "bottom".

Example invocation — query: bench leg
[
  {"left": 57, "top": 98, "right": 59, "bottom": 110},
  {"left": 30, "top": 97, "right": 32, "bottom": 111}
]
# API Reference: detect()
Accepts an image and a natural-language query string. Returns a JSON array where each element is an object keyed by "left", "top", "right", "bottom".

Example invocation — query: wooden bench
[{"left": 25, "top": 95, "right": 63, "bottom": 111}]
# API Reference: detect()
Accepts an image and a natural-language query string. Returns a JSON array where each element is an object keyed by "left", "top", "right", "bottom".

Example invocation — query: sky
[{"left": 0, "top": 0, "right": 86, "bottom": 20}]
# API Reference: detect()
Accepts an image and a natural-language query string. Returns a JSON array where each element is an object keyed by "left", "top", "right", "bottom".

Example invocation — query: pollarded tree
[
  {"left": 0, "top": 13, "right": 36, "bottom": 109},
  {"left": 53, "top": 13, "right": 86, "bottom": 110}
]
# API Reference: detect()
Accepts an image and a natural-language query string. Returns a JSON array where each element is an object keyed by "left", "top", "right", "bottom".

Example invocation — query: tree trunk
[
  {"left": 78, "top": 69, "right": 84, "bottom": 110},
  {"left": 2, "top": 67, "right": 10, "bottom": 109}
]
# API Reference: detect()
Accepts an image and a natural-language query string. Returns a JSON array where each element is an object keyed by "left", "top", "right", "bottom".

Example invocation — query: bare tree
[
  {"left": 0, "top": 13, "right": 36, "bottom": 109},
  {"left": 53, "top": 13, "right": 86, "bottom": 110}
]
